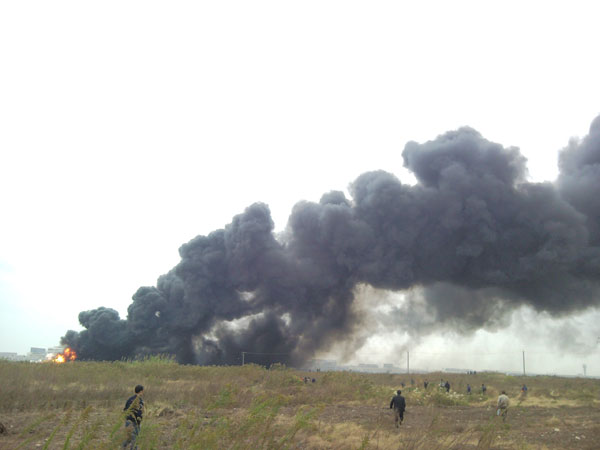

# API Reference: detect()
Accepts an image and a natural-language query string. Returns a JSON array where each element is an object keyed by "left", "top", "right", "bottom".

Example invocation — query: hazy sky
[{"left": 1, "top": 1, "right": 599, "bottom": 375}]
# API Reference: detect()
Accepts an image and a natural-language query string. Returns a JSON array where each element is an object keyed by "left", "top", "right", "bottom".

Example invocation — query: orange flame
[{"left": 52, "top": 347, "right": 77, "bottom": 363}]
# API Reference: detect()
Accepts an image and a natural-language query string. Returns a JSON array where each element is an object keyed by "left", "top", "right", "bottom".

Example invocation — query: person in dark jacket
[
  {"left": 389, "top": 390, "right": 406, "bottom": 428},
  {"left": 122, "top": 385, "right": 144, "bottom": 449},
  {"left": 444, "top": 381, "right": 450, "bottom": 393}
]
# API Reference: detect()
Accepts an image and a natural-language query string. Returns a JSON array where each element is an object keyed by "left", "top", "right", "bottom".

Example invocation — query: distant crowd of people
[{"left": 386, "top": 379, "right": 530, "bottom": 428}]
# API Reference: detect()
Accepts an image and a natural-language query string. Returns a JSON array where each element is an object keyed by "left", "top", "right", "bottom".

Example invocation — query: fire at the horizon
[{"left": 51, "top": 347, "right": 77, "bottom": 363}]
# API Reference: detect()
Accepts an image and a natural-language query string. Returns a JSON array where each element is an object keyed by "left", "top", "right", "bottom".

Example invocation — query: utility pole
[
  {"left": 522, "top": 350, "right": 526, "bottom": 376},
  {"left": 407, "top": 351, "right": 410, "bottom": 374}
]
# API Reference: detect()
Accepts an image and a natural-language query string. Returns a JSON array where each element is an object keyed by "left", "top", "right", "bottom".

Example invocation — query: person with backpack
[{"left": 122, "top": 384, "right": 145, "bottom": 449}]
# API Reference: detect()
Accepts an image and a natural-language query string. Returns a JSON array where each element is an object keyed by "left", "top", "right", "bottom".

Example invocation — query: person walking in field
[
  {"left": 389, "top": 390, "right": 406, "bottom": 428},
  {"left": 444, "top": 381, "right": 450, "bottom": 393},
  {"left": 122, "top": 384, "right": 145, "bottom": 449},
  {"left": 497, "top": 391, "right": 509, "bottom": 421}
]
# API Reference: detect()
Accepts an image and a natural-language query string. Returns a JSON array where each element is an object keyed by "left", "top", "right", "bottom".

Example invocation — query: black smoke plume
[{"left": 62, "top": 116, "right": 600, "bottom": 365}]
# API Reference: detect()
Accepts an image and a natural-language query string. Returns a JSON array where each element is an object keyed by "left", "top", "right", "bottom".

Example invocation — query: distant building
[
  {"left": 0, "top": 352, "right": 27, "bottom": 361},
  {"left": 28, "top": 347, "right": 47, "bottom": 361}
]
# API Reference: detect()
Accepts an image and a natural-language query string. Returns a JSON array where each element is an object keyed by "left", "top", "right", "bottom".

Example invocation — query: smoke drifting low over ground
[{"left": 62, "top": 116, "right": 600, "bottom": 366}]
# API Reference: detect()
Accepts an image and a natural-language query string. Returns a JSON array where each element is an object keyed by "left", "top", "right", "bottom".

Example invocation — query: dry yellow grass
[{"left": 1, "top": 358, "right": 599, "bottom": 449}]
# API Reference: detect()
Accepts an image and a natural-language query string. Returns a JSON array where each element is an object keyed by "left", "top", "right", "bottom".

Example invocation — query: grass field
[{"left": 1, "top": 357, "right": 599, "bottom": 449}]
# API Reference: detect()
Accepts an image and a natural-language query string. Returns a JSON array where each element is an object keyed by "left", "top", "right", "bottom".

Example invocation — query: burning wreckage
[
  {"left": 62, "top": 116, "right": 600, "bottom": 367},
  {"left": 49, "top": 347, "right": 77, "bottom": 364}
]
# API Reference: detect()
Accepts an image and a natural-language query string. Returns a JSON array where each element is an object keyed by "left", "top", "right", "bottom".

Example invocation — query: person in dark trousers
[
  {"left": 467, "top": 384, "right": 471, "bottom": 395},
  {"left": 481, "top": 383, "right": 487, "bottom": 395},
  {"left": 444, "top": 381, "right": 450, "bottom": 393},
  {"left": 122, "top": 385, "right": 144, "bottom": 449},
  {"left": 389, "top": 390, "right": 406, "bottom": 428}
]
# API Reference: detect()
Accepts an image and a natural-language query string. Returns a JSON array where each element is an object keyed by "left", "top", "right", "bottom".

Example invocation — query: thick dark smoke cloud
[
  {"left": 62, "top": 116, "right": 600, "bottom": 365},
  {"left": 558, "top": 115, "right": 600, "bottom": 246},
  {"left": 62, "top": 307, "right": 132, "bottom": 360}
]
